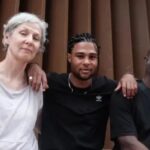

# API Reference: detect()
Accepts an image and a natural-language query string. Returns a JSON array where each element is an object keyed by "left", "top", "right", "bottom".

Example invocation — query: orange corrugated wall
[{"left": 0, "top": 0, "right": 150, "bottom": 148}]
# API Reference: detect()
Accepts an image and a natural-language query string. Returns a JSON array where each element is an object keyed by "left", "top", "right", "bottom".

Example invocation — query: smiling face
[
  {"left": 4, "top": 22, "right": 42, "bottom": 63},
  {"left": 68, "top": 41, "right": 98, "bottom": 81}
]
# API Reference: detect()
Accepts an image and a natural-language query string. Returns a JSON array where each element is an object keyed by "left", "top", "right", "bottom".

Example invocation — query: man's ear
[{"left": 67, "top": 53, "right": 71, "bottom": 63}]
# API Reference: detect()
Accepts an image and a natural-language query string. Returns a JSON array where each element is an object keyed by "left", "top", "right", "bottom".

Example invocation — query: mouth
[
  {"left": 21, "top": 48, "right": 32, "bottom": 53},
  {"left": 80, "top": 69, "right": 91, "bottom": 74}
]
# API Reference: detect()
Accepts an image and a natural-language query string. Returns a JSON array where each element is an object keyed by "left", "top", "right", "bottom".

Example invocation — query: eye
[
  {"left": 20, "top": 31, "right": 27, "bottom": 36},
  {"left": 89, "top": 55, "right": 98, "bottom": 60},
  {"left": 33, "top": 35, "right": 41, "bottom": 41},
  {"left": 76, "top": 55, "right": 84, "bottom": 59}
]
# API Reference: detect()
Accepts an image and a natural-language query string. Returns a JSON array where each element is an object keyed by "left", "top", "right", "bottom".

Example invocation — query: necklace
[
  {"left": 68, "top": 73, "right": 92, "bottom": 94},
  {"left": 68, "top": 73, "right": 73, "bottom": 92}
]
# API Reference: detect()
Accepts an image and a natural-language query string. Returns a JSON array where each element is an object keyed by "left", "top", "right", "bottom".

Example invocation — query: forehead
[
  {"left": 72, "top": 41, "right": 98, "bottom": 54},
  {"left": 13, "top": 22, "right": 42, "bottom": 35}
]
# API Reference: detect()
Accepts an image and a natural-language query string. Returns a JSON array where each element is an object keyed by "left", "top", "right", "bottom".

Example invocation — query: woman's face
[{"left": 4, "top": 22, "right": 42, "bottom": 63}]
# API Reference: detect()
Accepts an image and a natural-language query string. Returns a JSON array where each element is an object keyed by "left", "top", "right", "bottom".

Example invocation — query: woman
[{"left": 0, "top": 12, "right": 48, "bottom": 150}]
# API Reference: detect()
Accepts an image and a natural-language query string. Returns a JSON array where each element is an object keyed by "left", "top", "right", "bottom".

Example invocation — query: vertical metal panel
[
  {"left": 112, "top": 0, "right": 133, "bottom": 79},
  {"left": 69, "top": 0, "right": 91, "bottom": 35},
  {"left": 0, "top": 0, "right": 150, "bottom": 148},
  {"left": 43, "top": 0, "right": 69, "bottom": 73},
  {"left": 92, "top": 0, "right": 114, "bottom": 78},
  {"left": 0, "top": 0, "right": 20, "bottom": 60},
  {"left": 130, "top": 0, "right": 150, "bottom": 78},
  {"left": 147, "top": 0, "right": 150, "bottom": 36},
  {"left": 20, "top": 0, "right": 46, "bottom": 18}
]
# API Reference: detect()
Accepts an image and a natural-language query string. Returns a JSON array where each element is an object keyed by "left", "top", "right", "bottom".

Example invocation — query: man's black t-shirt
[{"left": 39, "top": 73, "right": 116, "bottom": 150}]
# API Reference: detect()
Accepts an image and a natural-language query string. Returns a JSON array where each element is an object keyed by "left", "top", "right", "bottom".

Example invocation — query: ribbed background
[{"left": 0, "top": 0, "right": 150, "bottom": 148}]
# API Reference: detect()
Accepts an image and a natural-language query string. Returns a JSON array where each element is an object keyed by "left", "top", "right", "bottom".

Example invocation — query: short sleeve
[{"left": 110, "top": 91, "right": 137, "bottom": 141}]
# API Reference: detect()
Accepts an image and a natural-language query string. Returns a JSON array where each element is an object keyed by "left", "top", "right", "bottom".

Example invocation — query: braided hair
[{"left": 67, "top": 33, "right": 100, "bottom": 54}]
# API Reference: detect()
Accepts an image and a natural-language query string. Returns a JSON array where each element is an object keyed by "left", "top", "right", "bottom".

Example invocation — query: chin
[
  {"left": 20, "top": 56, "right": 33, "bottom": 63},
  {"left": 80, "top": 75, "right": 92, "bottom": 80}
]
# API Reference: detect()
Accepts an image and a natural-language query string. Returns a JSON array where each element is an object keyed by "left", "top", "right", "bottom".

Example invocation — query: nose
[
  {"left": 24, "top": 35, "right": 33, "bottom": 45},
  {"left": 83, "top": 57, "right": 90, "bottom": 64}
]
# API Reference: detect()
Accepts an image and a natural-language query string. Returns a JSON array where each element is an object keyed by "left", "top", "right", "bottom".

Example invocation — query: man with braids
[{"left": 28, "top": 33, "right": 137, "bottom": 150}]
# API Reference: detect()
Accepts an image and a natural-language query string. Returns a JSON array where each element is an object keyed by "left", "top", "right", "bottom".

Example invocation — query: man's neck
[{"left": 69, "top": 73, "right": 92, "bottom": 89}]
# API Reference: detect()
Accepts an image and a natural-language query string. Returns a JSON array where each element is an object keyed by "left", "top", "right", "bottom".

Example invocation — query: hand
[
  {"left": 115, "top": 74, "right": 137, "bottom": 98},
  {"left": 27, "top": 63, "right": 48, "bottom": 91}
]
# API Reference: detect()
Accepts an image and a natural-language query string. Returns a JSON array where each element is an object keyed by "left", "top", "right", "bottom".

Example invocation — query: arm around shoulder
[
  {"left": 26, "top": 63, "right": 48, "bottom": 91},
  {"left": 115, "top": 73, "right": 137, "bottom": 98},
  {"left": 110, "top": 91, "right": 137, "bottom": 144}
]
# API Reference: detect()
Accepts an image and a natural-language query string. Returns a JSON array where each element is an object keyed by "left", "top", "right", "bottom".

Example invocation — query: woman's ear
[
  {"left": 2, "top": 32, "right": 9, "bottom": 45},
  {"left": 2, "top": 32, "right": 10, "bottom": 50}
]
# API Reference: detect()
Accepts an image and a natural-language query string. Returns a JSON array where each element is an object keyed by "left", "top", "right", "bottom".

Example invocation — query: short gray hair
[{"left": 3, "top": 12, "right": 48, "bottom": 52}]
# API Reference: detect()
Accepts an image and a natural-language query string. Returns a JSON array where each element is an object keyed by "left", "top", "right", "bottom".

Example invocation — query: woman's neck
[{"left": 0, "top": 58, "right": 27, "bottom": 90}]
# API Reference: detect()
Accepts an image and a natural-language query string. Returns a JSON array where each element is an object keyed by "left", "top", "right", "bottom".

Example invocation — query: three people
[
  {"left": 28, "top": 32, "right": 137, "bottom": 150},
  {"left": 110, "top": 50, "right": 150, "bottom": 149},
  {"left": 0, "top": 12, "right": 48, "bottom": 150}
]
